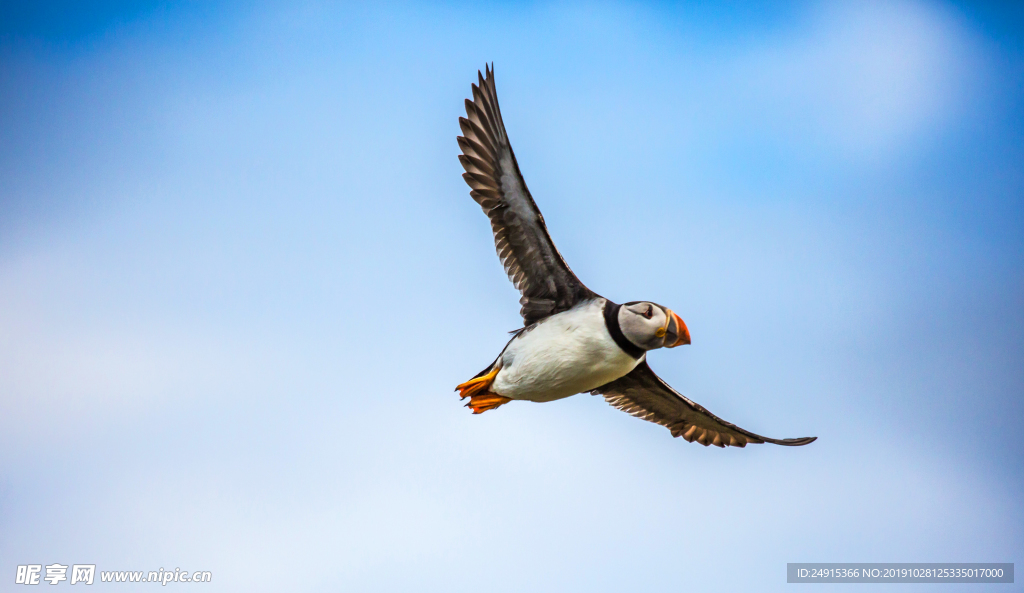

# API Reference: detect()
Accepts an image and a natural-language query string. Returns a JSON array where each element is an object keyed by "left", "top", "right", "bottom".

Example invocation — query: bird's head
[{"left": 619, "top": 301, "right": 690, "bottom": 351}]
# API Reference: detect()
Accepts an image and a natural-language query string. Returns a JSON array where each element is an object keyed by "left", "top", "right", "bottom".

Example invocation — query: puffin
[{"left": 455, "top": 65, "right": 816, "bottom": 448}]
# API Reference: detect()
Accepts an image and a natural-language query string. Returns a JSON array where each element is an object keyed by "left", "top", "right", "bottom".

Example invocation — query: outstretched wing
[
  {"left": 591, "top": 361, "right": 817, "bottom": 448},
  {"left": 458, "top": 64, "right": 597, "bottom": 326}
]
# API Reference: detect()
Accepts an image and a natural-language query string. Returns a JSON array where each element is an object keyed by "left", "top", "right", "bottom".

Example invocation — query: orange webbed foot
[
  {"left": 455, "top": 364, "right": 501, "bottom": 400},
  {"left": 466, "top": 394, "right": 512, "bottom": 414},
  {"left": 455, "top": 364, "right": 510, "bottom": 413}
]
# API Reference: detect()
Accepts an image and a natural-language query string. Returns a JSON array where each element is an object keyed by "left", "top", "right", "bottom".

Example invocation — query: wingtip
[
  {"left": 772, "top": 436, "right": 817, "bottom": 446},
  {"left": 480, "top": 62, "right": 494, "bottom": 84}
]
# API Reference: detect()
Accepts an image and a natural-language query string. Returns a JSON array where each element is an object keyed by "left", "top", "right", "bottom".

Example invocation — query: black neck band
[{"left": 603, "top": 301, "right": 644, "bottom": 359}]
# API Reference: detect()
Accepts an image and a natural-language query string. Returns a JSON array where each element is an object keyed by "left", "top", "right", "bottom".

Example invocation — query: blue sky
[{"left": 1, "top": 1, "right": 1021, "bottom": 591}]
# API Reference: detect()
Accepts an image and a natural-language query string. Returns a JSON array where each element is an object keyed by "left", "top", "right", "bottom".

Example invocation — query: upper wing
[
  {"left": 591, "top": 361, "right": 817, "bottom": 448},
  {"left": 458, "top": 64, "right": 597, "bottom": 326}
]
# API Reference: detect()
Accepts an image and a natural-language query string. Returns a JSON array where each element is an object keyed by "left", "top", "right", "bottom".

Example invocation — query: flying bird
[{"left": 455, "top": 65, "right": 815, "bottom": 448}]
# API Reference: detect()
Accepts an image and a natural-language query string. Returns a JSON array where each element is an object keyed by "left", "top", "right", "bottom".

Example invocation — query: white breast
[{"left": 490, "top": 299, "right": 643, "bottom": 402}]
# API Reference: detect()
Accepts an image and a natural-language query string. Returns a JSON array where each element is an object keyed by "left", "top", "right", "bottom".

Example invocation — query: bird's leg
[{"left": 455, "top": 363, "right": 510, "bottom": 413}]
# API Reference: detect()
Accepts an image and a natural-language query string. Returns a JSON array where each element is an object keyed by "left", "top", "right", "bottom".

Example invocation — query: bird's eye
[{"left": 643, "top": 306, "right": 653, "bottom": 319}]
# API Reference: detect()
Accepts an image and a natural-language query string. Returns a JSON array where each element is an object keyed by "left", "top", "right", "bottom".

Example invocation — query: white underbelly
[{"left": 490, "top": 300, "right": 642, "bottom": 402}]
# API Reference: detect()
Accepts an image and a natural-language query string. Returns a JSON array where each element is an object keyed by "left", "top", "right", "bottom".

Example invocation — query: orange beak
[{"left": 664, "top": 309, "right": 691, "bottom": 347}]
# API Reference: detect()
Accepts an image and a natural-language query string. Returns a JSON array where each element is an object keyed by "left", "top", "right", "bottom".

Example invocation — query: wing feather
[
  {"left": 592, "top": 361, "right": 817, "bottom": 448},
  {"left": 458, "top": 64, "right": 597, "bottom": 325}
]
